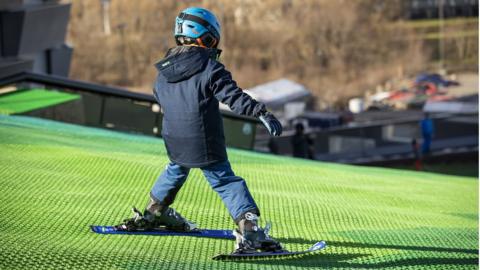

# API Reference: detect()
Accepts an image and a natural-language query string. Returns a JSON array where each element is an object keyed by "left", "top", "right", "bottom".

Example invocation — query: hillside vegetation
[
  {"left": 68, "top": 0, "right": 434, "bottom": 107},
  {"left": 68, "top": 1, "right": 478, "bottom": 107}
]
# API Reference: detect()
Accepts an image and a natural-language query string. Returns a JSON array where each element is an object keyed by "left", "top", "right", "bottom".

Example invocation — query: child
[{"left": 118, "top": 7, "right": 283, "bottom": 253}]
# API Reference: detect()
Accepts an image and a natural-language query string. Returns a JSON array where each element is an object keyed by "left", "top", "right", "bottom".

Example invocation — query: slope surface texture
[{"left": 0, "top": 115, "right": 478, "bottom": 269}]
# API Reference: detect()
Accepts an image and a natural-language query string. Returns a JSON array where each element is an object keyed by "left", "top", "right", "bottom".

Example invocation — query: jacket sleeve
[{"left": 209, "top": 61, "right": 266, "bottom": 117}]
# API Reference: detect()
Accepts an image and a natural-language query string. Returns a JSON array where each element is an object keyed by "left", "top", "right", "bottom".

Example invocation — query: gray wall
[{"left": 0, "top": 0, "right": 72, "bottom": 77}]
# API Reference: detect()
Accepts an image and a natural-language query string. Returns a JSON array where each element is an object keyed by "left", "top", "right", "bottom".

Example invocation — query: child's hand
[{"left": 259, "top": 112, "right": 283, "bottom": 136}]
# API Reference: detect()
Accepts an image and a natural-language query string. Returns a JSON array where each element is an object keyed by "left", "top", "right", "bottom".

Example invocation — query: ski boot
[
  {"left": 233, "top": 212, "right": 284, "bottom": 254},
  {"left": 115, "top": 198, "right": 197, "bottom": 232}
]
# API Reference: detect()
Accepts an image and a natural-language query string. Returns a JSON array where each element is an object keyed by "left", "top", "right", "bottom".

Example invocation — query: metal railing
[{"left": 0, "top": 71, "right": 260, "bottom": 150}]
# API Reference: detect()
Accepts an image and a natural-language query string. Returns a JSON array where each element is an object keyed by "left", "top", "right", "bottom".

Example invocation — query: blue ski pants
[
  {"left": 150, "top": 160, "right": 259, "bottom": 222},
  {"left": 422, "top": 133, "right": 432, "bottom": 154}
]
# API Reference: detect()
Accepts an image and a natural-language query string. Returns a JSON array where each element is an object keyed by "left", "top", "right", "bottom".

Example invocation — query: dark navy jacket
[{"left": 153, "top": 46, "right": 266, "bottom": 168}]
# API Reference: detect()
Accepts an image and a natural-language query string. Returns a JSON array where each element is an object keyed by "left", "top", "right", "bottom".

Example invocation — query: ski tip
[{"left": 309, "top": 241, "right": 327, "bottom": 252}]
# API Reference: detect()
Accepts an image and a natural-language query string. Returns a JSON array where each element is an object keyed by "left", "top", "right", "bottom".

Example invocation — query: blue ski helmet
[{"left": 174, "top": 7, "right": 221, "bottom": 48}]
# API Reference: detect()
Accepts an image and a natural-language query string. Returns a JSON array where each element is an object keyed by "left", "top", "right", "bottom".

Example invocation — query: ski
[
  {"left": 212, "top": 240, "right": 327, "bottom": 260},
  {"left": 90, "top": 225, "right": 235, "bottom": 240}
]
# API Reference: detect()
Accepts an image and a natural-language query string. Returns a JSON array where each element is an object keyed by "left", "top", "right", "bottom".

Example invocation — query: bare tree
[{"left": 68, "top": 0, "right": 458, "bottom": 107}]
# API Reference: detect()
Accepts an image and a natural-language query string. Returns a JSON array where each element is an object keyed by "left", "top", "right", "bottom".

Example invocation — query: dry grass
[{"left": 67, "top": 0, "right": 476, "bottom": 108}]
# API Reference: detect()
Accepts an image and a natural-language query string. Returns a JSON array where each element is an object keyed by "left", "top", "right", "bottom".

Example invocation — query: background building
[{"left": 0, "top": 0, "right": 72, "bottom": 78}]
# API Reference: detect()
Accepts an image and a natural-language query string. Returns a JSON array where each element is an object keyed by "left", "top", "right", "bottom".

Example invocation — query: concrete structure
[
  {"left": 0, "top": 0, "right": 72, "bottom": 78},
  {"left": 243, "top": 78, "right": 311, "bottom": 121}
]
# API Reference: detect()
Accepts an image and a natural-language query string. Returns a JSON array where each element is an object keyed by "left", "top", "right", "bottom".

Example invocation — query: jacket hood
[{"left": 155, "top": 46, "right": 215, "bottom": 83}]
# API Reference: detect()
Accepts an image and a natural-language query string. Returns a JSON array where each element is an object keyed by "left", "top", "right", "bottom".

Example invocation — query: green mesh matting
[
  {"left": 0, "top": 115, "right": 477, "bottom": 269},
  {"left": 0, "top": 88, "right": 80, "bottom": 115}
]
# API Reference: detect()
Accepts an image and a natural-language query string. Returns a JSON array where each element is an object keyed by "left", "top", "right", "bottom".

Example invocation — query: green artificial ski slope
[
  {"left": 0, "top": 115, "right": 477, "bottom": 269},
  {"left": 0, "top": 88, "right": 80, "bottom": 115}
]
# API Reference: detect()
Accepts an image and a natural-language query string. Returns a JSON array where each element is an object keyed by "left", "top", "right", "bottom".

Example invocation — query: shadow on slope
[
  {"left": 237, "top": 237, "right": 479, "bottom": 268},
  {"left": 278, "top": 237, "right": 479, "bottom": 255}
]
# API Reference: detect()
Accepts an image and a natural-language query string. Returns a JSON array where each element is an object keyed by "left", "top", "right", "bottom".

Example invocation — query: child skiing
[{"left": 117, "top": 7, "right": 284, "bottom": 254}]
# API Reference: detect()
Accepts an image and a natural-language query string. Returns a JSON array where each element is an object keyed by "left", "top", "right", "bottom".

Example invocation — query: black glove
[{"left": 259, "top": 112, "right": 282, "bottom": 136}]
